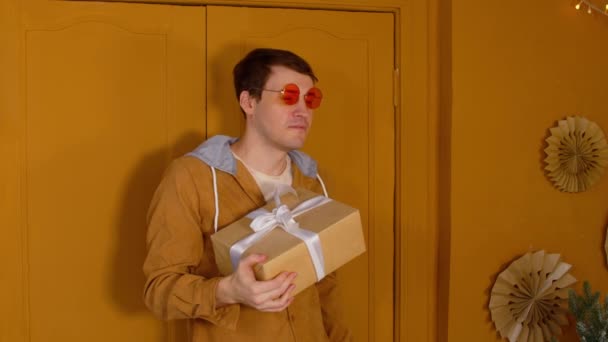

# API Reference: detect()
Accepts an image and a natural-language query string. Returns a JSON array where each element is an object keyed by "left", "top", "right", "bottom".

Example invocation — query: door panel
[
  {"left": 207, "top": 7, "right": 395, "bottom": 341},
  {"left": 1, "top": 1, "right": 205, "bottom": 341}
]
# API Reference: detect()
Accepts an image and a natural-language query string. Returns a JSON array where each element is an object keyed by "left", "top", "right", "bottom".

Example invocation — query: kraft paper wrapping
[{"left": 211, "top": 188, "right": 366, "bottom": 296}]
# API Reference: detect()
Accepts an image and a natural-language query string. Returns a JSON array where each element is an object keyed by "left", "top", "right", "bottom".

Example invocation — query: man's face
[{"left": 243, "top": 65, "right": 315, "bottom": 151}]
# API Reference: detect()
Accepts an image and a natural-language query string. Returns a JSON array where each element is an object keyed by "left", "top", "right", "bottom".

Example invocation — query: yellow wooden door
[
  {"left": 207, "top": 7, "right": 395, "bottom": 341},
  {"left": 0, "top": 1, "right": 205, "bottom": 341}
]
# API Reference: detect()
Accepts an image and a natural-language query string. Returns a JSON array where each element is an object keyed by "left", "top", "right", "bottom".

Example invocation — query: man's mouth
[{"left": 287, "top": 123, "right": 308, "bottom": 130}]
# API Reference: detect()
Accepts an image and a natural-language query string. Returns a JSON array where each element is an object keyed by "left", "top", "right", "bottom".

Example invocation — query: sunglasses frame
[{"left": 259, "top": 83, "right": 323, "bottom": 109}]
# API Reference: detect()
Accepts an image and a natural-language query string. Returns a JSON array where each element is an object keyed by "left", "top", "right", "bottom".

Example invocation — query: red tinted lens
[
  {"left": 304, "top": 87, "right": 323, "bottom": 109},
  {"left": 281, "top": 84, "right": 300, "bottom": 105}
]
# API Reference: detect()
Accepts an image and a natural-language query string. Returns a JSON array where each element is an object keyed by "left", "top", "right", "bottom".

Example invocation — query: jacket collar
[{"left": 186, "top": 135, "right": 319, "bottom": 178}]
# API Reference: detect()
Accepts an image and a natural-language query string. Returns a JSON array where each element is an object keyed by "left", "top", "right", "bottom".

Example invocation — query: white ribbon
[{"left": 229, "top": 195, "right": 332, "bottom": 281}]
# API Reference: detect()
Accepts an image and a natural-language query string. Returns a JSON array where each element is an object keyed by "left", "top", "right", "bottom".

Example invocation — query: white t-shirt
[{"left": 233, "top": 152, "right": 293, "bottom": 202}]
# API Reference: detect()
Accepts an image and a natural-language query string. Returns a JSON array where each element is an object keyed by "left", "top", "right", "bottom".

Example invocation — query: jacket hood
[{"left": 186, "top": 135, "right": 319, "bottom": 178}]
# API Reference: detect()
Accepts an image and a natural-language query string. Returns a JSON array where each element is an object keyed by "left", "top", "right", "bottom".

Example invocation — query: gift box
[{"left": 211, "top": 188, "right": 365, "bottom": 296}]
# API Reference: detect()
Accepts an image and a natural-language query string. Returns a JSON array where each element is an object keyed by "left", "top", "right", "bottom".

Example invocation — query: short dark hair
[{"left": 233, "top": 48, "right": 318, "bottom": 102}]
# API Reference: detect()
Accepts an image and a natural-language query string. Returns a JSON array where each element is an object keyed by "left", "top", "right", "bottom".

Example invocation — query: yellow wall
[
  {"left": 21, "top": 0, "right": 608, "bottom": 340},
  {"left": 446, "top": 0, "right": 608, "bottom": 340}
]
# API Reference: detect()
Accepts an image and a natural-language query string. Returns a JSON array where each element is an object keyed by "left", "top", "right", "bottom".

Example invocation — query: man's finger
[
  {"left": 238, "top": 253, "right": 267, "bottom": 270},
  {"left": 251, "top": 271, "right": 296, "bottom": 294},
  {"left": 252, "top": 272, "right": 296, "bottom": 303},
  {"left": 259, "top": 284, "right": 296, "bottom": 312}
]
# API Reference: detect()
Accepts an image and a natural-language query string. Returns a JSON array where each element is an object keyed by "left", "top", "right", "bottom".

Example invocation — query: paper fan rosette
[
  {"left": 489, "top": 250, "right": 577, "bottom": 342},
  {"left": 544, "top": 116, "right": 608, "bottom": 192}
]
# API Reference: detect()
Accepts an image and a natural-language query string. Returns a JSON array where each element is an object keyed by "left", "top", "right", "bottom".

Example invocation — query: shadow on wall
[
  {"left": 538, "top": 119, "right": 555, "bottom": 174},
  {"left": 107, "top": 131, "right": 204, "bottom": 339},
  {"left": 603, "top": 213, "right": 608, "bottom": 270},
  {"left": 208, "top": 42, "right": 253, "bottom": 137},
  {"left": 437, "top": 0, "right": 452, "bottom": 340}
]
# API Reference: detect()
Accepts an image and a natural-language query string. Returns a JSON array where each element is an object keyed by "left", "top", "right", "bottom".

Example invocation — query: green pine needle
[{"left": 566, "top": 281, "right": 608, "bottom": 342}]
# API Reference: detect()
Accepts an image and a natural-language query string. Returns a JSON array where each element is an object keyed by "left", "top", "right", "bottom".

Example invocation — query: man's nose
[{"left": 293, "top": 97, "right": 310, "bottom": 116}]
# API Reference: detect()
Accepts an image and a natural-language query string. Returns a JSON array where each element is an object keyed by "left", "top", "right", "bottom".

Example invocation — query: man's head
[
  {"left": 233, "top": 48, "right": 318, "bottom": 103},
  {"left": 233, "top": 48, "right": 321, "bottom": 151}
]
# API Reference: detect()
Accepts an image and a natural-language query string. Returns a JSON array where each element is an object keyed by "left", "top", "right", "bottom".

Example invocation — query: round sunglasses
[{"left": 260, "top": 83, "right": 323, "bottom": 109}]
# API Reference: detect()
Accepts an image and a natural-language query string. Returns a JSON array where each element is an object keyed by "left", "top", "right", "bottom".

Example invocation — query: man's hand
[{"left": 216, "top": 254, "right": 297, "bottom": 312}]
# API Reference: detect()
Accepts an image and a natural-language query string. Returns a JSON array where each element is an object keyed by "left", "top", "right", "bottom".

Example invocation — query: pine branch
[{"left": 568, "top": 281, "right": 608, "bottom": 341}]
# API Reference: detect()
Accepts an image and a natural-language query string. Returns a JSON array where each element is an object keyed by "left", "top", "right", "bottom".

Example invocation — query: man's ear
[{"left": 239, "top": 90, "right": 257, "bottom": 117}]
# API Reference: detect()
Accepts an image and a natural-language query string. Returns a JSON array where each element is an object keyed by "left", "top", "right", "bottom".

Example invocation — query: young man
[{"left": 143, "top": 48, "right": 351, "bottom": 341}]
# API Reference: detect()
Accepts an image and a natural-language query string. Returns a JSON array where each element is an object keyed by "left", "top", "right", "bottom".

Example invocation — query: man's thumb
[{"left": 238, "top": 253, "right": 267, "bottom": 269}]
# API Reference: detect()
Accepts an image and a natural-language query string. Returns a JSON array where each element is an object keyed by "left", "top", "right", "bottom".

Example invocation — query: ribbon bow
[
  {"left": 249, "top": 205, "right": 296, "bottom": 233},
  {"left": 229, "top": 194, "right": 332, "bottom": 281}
]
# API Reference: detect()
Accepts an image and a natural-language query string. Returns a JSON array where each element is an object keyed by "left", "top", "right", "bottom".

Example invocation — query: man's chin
[{"left": 282, "top": 138, "right": 306, "bottom": 151}]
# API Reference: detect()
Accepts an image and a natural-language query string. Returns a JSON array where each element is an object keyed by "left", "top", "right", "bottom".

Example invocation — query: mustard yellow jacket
[{"left": 143, "top": 136, "right": 351, "bottom": 341}]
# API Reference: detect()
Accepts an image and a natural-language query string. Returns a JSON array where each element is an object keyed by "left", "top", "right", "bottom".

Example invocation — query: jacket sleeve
[{"left": 142, "top": 159, "right": 240, "bottom": 330}]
